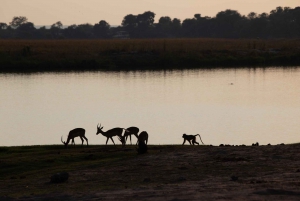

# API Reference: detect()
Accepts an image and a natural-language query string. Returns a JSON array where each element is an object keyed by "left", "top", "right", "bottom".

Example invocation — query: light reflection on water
[{"left": 1, "top": 68, "right": 300, "bottom": 146}]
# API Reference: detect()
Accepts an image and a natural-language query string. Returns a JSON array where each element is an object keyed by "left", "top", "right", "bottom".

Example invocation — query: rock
[
  {"left": 50, "top": 172, "right": 69, "bottom": 183},
  {"left": 178, "top": 176, "right": 186, "bottom": 181},
  {"left": 143, "top": 178, "right": 151, "bottom": 182},
  {"left": 231, "top": 175, "right": 238, "bottom": 181}
]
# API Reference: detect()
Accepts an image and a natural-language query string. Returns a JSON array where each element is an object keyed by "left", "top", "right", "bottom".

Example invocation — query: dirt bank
[{"left": 1, "top": 144, "right": 300, "bottom": 200}]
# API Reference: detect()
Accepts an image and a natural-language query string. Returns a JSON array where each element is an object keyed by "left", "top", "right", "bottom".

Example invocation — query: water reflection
[{"left": 0, "top": 67, "right": 300, "bottom": 146}]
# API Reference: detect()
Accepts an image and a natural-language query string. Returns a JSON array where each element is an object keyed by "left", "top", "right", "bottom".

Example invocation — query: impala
[
  {"left": 96, "top": 123, "right": 124, "bottom": 145},
  {"left": 61, "top": 128, "right": 88, "bottom": 147},
  {"left": 124, "top": 126, "right": 139, "bottom": 145},
  {"left": 137, "top": 131, "right": 149, "bottom": 145}
]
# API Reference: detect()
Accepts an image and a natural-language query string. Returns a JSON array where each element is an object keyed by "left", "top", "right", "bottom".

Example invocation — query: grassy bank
[
  {"left": 1, "top": 39, "right": 300, "bottom": 72},
  {"left": 1, "top": 144, "right": 300, "bottom": 200}
]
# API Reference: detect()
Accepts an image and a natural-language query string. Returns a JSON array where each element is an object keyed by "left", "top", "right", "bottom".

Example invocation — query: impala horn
[{"left": 61, "top": 136, "right": 66, "bottom": 145}]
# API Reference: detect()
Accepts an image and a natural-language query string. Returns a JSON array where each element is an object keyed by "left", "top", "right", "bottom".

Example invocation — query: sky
[{"left": 1, "top": 0, "right": 299, "bottom": 26}]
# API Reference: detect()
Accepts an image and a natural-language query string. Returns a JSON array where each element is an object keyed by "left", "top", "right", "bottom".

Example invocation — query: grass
[{"left": 0, "top": 38, "right": 300, "bottom": 72}]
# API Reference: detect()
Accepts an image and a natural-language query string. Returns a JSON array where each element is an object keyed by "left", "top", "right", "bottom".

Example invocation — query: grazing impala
[
  {"left": 137, "top": 131, "right": 149, "bottom": 145},
  {"left": 96, "top": 123, "right": 124, "bottom": 145},
  {"left": 61, "top": 128, "right": 88, "bottom": 147},
  {"left": 124, "top": 126, "right": 139, "bottom": 145},
  {"left": 119, "top": 130, "right": 148, "bottom": 148},
  {"left": 137, "top": 131, "right": 149, "bottom": 154}
]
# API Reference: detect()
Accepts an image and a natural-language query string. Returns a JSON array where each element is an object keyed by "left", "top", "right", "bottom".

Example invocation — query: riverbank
[
  {"left": 1, "top": 39, "right": 300, "bottom": 72},
  {"left": 1, "top": 144, "right": 300, "bottom": 200}
]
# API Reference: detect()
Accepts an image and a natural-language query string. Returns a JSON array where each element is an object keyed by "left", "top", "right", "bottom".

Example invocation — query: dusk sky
[{"left": 1, "top": 0, "right": 299, "bottom": 26}]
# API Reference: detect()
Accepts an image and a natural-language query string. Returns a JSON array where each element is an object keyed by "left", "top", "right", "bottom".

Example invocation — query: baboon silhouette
[{"left": 182, "top": 134, "right": 204, "bottom": 145}]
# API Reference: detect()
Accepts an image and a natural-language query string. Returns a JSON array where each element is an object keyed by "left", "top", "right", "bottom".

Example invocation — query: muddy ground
[{"left": 1, "top": 144, "right": 300, "bottom": 200}]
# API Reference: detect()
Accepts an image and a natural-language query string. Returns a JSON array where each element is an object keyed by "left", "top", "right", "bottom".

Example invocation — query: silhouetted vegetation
[
  {"left": 0, "top": 38, "right": 300, "bottom": 72},
  {"left": 1, "top": 7, "right": 300, "bottom": 39},
  {"left": 1, "top": 6, "right": 300, "bottom": 72}
]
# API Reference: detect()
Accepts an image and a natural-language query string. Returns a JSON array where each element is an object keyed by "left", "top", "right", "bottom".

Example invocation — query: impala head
[
  {"left": 61, "top": 136, "right": 68, "bottom": 147},
  {"left": 118, "top": 135, "right": 126, "bottom": 147},
  {"left": 96, "top": 123, "right": 104, "bottom": 135}
]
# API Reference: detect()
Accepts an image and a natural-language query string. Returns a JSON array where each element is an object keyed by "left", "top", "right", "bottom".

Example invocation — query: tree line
[{"left": 1, "top": 6, "right": 300, "bottom": 39}]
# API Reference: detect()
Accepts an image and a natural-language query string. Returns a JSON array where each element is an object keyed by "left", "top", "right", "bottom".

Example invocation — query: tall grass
[{"left": 0, "top": 38, "right": 300, "bottom": 72}]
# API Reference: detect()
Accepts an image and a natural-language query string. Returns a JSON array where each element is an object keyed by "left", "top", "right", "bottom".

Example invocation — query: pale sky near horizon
[{"left": 1, "top": 0, "right": 299, "bottom": 26}]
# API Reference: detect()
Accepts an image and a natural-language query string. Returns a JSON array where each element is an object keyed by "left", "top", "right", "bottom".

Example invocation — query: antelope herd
[
  {"left": 61, "top": 123, "right": 205, "bottom": 148},
  {"left": 61, "top": 123, "right": 152, "bottom": 148}
]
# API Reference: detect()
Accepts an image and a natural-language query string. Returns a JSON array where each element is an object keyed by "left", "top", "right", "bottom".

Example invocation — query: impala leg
[
  {"left": 106, "top": 137, "right": 109, "bottom": 145},
  {"left": 80, "top": 137, "right": 84, "bottom": 146},
  {"left": 136, "top": 134, "right": 139, "bottom": 145},
  {"left": 130, "top": 135, "right": 132, "bottom": 145},
  {"left": 83, "top": 136, "right": 88, "bottom": 146},
  {"left": 111, "top": 137, "right": 116, "bottom": 145}
]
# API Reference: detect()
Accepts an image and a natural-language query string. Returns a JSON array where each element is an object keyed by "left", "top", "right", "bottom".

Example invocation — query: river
[{"left": 1, "top": 67, "right": 300, "bottom": 146}]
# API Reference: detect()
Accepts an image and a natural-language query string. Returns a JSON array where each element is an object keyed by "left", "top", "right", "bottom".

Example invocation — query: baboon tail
[{"left": 196, "top": 134, "right": 204, "bottom": 144}]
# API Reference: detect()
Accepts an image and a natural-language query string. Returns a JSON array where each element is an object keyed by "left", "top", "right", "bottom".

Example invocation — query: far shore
[
  {"left": 0, "top": 38, "right": 300, "bottom": 72},
  {"left": 1, "top": 143, "right": 300, "bottom": 200}
]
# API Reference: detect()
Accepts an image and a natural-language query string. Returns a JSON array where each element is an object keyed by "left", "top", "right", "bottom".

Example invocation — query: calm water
[{"left": 1, "top": 68, "right": 300, "bottom": 146}]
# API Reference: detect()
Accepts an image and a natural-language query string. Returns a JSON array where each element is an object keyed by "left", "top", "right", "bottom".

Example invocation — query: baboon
[{"left": 182, "top": 134, "right": 204, "bottom": 145}]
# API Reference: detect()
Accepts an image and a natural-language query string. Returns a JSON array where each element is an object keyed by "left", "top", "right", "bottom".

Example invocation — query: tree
[
  {"left": 94, "top": 20, "right": 110, "bottom": 38},
  {"left": 63, "top": 24, "right": 77, "bottom": 38},
  {"left": 269, "top": 7, "right": 292, "bottom": 37},
  {"left": 18, "top": 22, "right": 35, "bottom": 31},
  {"left": 50, "top": 21, "right": 64, "bottom": 38},
  {"left": 9, "top": 16, "right": 28, "bottom": 28},
  {"left": 121, "top": 14, "right": 137, "bottom": 35},
  {"left": 0, "top": 23, "right": 7, "bottom": 29},
  {"left": 16, "top": 22, "right": 36, "bottom": 38},
  {"left": 247, "top": 12, "right": 257, "bottom": 19},
  {"left": 136, "top": 11, "right": 156, "bottom": 37},
  {"left": 76, "top": 23, "right": 94, "bottom": 38},
  {"left": 194, "top": 14, "right": 201, "bottom": 20},
  {"left": 51, "top": 21, "right": 63, "bottom": 29},
  {"left": 122, "top": 14, "right": 137, "bottom": 27},
  {"left": 136, "top": 11, "right": 155, "bottom": 28},
  {"left": 215, "top": 9, "right": 243, "bottom": 38},
  {"left": 182, "top": 17, "right": 197, "bottom": 37}
]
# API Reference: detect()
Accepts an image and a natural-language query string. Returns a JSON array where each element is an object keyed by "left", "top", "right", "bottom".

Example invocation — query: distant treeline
[{"left": 1, "top": 6, "right": 300, "bottom": 39}]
